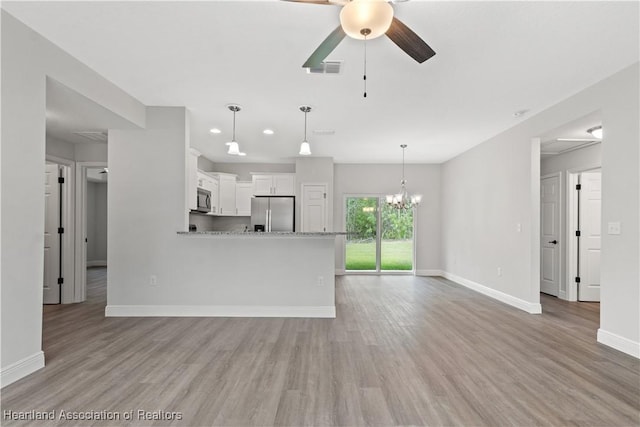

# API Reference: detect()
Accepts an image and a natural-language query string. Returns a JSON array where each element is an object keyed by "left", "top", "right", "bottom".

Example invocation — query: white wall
[
  {"left": 87, "top": 182, "right": 108, "bottom": 264},
  {"left": 46, "top": 136, "right": 75, "bottom": 160},
  {"left": 333, "top": 164, "right": 441, "bottom": 274},
  {"left": 442, "top": 64, "right": 639, "bottom": 356},
  {"left": 1, "top": 11, "right": 145, "bottom": 387},
  {"left": 108, "top": 108, "right": 334, "bottom": 314},
  {"left": 296, "top": 157, "right": 334, "bottom": 233},
  {"left": 541, "top": 144, "right": 602, "bottom": 298},
  {"left": 46, "top": 136, "right": 108, "bottom": 163}
]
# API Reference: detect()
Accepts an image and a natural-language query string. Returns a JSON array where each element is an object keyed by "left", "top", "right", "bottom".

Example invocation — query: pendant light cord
[
  {"left": 304, "top": 109, "right": 308, "bottom": 142},
  {"left": 232, "top": 109, "right": 236, "bottom": 141},
  {"left": 363, "top": 34, "right": 367, "bottom": 98},
  {"left": 402, "top": 145, "right": 405, "bottom": 182}
]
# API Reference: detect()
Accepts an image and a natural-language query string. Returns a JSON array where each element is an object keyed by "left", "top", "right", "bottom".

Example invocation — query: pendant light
[
  {"left": 299, "top": 106, "right": 312, "bottom": 156},
  {"left": 226, "top": 104, "right": 245, "bottom": 156},
  {"left": 386, "top": 144, "right": 421, "bottom": 209}
]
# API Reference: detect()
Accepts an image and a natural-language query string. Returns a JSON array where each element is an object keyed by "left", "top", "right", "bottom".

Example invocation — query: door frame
[
  {"left": 300, "top": 182, "right": 328, "bottom": 232},
  {"left": 343, "top": 193, "right": 417, "bottom": 275},
  {"left": 566, "top": 164, "right": 601, "bottom": 302},
  {"left": 75, "top": 161, "right": 108, "bottom": 302},
  {"left": 541, "top": 172, "right": 563, "bottom": 298},
  {"left": 45, "top": 155, "right": 75, "bottom": 303}
]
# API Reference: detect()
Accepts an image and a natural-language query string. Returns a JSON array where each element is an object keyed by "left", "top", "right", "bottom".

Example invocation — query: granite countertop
[{"left": 178, "top": 231, "right": 347, "bottom": 237}]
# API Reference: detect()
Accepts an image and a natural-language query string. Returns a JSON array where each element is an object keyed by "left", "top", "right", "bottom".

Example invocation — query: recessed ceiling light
[
  {"left": 263, "top": 129, "right": 274, "bottom": 135},
  {"left": 513, "top": 109, "right": 529, "bottom": 118},
  {"left": 209, "top": 128, "right": 222, "bottom": 134}
]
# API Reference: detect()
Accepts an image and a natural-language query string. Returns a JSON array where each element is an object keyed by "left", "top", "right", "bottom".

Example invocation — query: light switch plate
[{"left": 607, "top": 222, "right": 621, "bottom": 235}]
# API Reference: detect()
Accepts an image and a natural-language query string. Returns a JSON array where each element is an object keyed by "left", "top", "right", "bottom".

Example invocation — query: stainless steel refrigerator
[{"left": 251, "top": 196, "right": 295, "bottom": 232}]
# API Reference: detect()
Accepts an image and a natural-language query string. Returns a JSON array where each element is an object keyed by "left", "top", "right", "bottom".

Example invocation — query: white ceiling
[{"left": 5, "top": 1, "right": 638, "bottom": 164}]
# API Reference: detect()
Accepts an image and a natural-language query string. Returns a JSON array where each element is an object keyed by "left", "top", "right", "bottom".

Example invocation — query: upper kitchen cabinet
[
  {"left": 235, "top": 182, "right": 252, "bottom": 216},
  {"left": 252, "top": 173, "right": 295, "bottom": 196},
  {"left": 211, "top": 173, "right": 237, "bottom": 216}
]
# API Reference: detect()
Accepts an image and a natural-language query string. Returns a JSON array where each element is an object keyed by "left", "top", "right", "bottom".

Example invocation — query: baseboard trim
[
  {"left": 87, "top": 260, "right": 107, "bottom": 267},
  {"left": 597, "top": 329, "right": 640, "bottom": 358},
  {"left": 442, "top": 271, "right": 542, "bottom": 314},
  {"left": 415, "top": 269, "right": 443, "bottom": 277},
  {"left": 335, "top": 269, "right": 345, "bottom": 276},
  {"left": 1, "top": 351, "right": 45, "bottom": 388},
  {"left": 106, "top": 305, "right": 336, "bottom": 318}
]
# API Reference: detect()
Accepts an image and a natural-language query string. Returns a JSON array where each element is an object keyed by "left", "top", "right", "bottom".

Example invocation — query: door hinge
[
  {"left": 575, "top": 230, "right": 581, "bottom": 237},
  {"left": 57, "top": 277, "right": 64, "bottom": 285},
  {"left": 323, "top": 193, "right": 327, "bottom": 199},
  {"left": 58, "top": 177, "right": 65, "bottom": 184},
  {"left": 575, "top": 277, "right": 581, "bottom": 283},
  {"left": 58, "top": 227, "right": 64, "bottom": 234},
  {"left": 576, "top": 184, "right": 581, "bottom": 190}
]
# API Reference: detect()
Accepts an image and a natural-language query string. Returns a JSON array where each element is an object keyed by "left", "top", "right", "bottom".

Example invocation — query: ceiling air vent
[
  {"left": 307, "top": 60, "right": 343, "bottom": 75},
  {"left": 72, "top": 131, "right": 108, "bottom": 142}
]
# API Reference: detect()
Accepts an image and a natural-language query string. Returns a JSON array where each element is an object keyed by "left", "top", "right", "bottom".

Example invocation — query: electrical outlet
[
  {"left": 497, "top": 267, "right": 502, "bottom": 277},
  {"left": 516, "top": 223, "right": 522, "bottom": 233},
  {"left": 149, "top": 275, "right": 157, "bottom": 286},
  {"left": 607, "top": 221, "right": 621, "bottom": 235},
  {"left": 316, "top": 276, "right": 324, "bottom": 286}
]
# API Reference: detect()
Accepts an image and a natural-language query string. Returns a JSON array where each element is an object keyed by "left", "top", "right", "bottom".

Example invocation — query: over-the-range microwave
[{"left": 194, "top": 187, "right": 211, "bottom": 213}]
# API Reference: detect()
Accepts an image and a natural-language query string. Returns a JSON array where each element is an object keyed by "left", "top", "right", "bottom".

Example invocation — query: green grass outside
[{"left": 345, "top": 240, "right": 413, "bottom": 271}]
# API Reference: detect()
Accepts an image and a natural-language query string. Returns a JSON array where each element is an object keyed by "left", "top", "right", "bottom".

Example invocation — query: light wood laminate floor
[{"left": 2, "top": 268, "right": 638, "bottom": 426}]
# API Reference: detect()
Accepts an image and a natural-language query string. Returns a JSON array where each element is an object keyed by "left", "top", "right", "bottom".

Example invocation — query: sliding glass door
[
  {"left": 380, "top": 202, "right": 414, "bottom": 271},
  {"left": 345, "top": 196, "right": 414, "bottom": 273}
]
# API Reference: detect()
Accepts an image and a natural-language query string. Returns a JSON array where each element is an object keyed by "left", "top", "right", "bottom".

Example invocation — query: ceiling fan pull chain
[{"left": 363, "top": 33, "right": 367, "bottom": 98}]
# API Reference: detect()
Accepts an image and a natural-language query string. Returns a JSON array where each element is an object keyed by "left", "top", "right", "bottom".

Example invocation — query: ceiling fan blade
[
  {"left": 303, "top": 25, "right": 346, "bottom": 68},
  {"left": 386, "top": 17, "right": 436, "bottom": 64}
]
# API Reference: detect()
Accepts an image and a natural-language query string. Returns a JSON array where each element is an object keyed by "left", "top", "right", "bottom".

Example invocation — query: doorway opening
[
  {"left": 75, "top": 163, "right": 108, "bottom": 302},
  {"left": 539, "top": 111, "right": 602, "bottom": 302},
  {"left": 344, "top": 195, "right": 415, "bottom": 273}
]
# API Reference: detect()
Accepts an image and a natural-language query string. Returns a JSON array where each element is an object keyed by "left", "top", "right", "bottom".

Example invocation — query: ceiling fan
[{"left": 284, "top": 0, "right": 436, "bottom": 69}]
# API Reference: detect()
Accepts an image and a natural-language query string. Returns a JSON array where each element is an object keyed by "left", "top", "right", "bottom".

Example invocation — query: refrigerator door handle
[{"left": 266, "top": 209, "right": 270, "bottom": 232}]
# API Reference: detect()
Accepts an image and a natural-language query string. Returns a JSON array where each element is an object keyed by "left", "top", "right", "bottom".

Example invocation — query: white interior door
[
  {"left": 44, "top": 164, "right": 61, "bottom": 304},
  {"left": 578, "top": 172, "right": 601, "bottom": 301},
  {"left": 541, "top": 174, "right": 560, "bottom": 296},
  {"left": 302, "top": 184, "right": 327, "bottom": 232}
]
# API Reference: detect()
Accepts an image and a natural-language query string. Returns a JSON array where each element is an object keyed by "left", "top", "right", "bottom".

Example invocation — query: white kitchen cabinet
[
  {"left": 205, "top": 175, "right": 219, "bottom": 215},
  {"left": 187, "top": 149, "right": 201, "bottom": 211},
  {"left": 251, "top": 173, "right": 295, "bottom": 196},
  {"left": 216, "top": 173, "right": 237, "bottom": 216},
  {"left": 235, "top": 182, "right": 253, "bottom": 216}
]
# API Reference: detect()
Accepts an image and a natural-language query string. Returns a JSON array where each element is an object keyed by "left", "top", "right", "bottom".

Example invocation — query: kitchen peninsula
[{"left": 175, "top": 231, "right": 343, "bottom": 317}]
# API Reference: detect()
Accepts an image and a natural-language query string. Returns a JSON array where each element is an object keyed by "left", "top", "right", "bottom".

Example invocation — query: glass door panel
[
  {"left": 380, "top": 202, "right": 414, "bottom": 271},
  {"left": 345, "top": 197, "right": 378, "bottom": 271}
]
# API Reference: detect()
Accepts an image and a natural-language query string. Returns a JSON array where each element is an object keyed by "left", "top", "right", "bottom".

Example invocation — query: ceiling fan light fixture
[
  {"left": 587, "top": 125, "right": 603, "bottom": 139},
  {"left": 340, "top": 0, "right": 394, "bottom": 40}
]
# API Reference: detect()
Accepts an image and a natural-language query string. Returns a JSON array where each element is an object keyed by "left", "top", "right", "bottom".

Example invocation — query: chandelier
[{"left": 386, "top": 144, "right": 422, "bottom": 209}]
